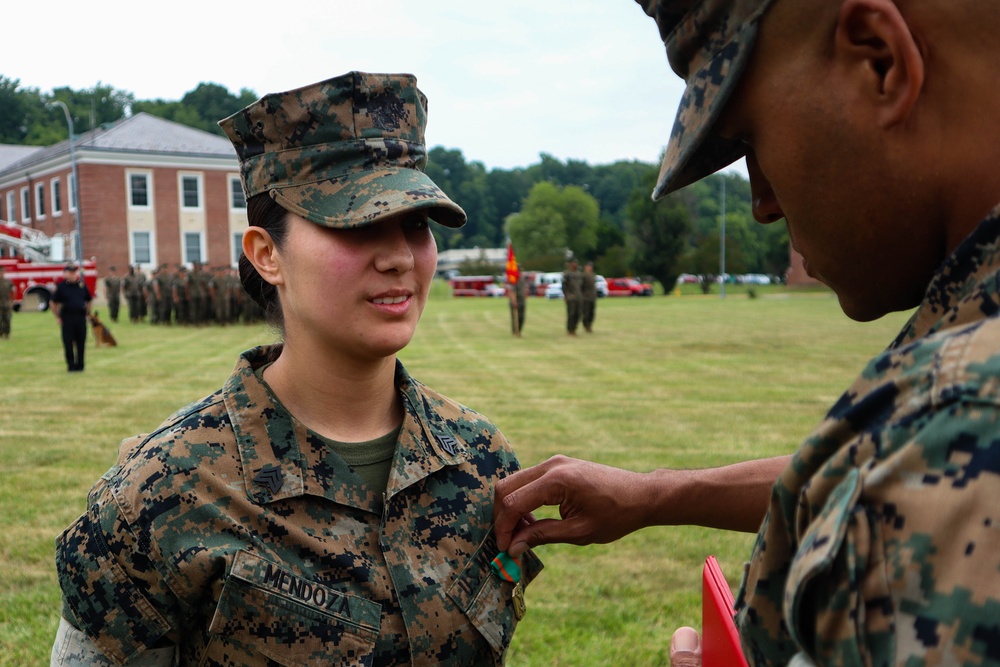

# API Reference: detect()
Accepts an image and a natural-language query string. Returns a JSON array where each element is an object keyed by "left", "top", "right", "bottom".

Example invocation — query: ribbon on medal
[{"left": 491, "top": 551, "right": 527, "bottom": 620}]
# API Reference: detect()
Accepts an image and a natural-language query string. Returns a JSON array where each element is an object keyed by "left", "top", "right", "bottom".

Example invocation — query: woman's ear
[
  {"left": 835, "top": 0, "right": 924, "bottom": 128},
  {"left": 242, "top": 226, "right": 284, "bottom": 286}
]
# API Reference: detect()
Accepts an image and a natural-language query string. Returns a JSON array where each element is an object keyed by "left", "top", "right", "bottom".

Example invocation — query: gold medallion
[{"left": 512, "top": 581, "right": 526, "bottom": 620}]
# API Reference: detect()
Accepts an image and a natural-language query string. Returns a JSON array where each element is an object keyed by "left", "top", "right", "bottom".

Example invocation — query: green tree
[
  {"left": 507, "top": 183, "right": 569, "bottom": 262},
  {"left": 425, "top": 147, "right": 496, "bottom": 249},
  {"left": 626, "top": 171, "right": 692, "bottom": 294},
  {"left": 0, "top": 76, "right": 31, "bottom": 144},
  {"left": 131, "top": 99, "right": 206, "bottom": 128},
  {"left": 507, "top": 181, "right": 601, "bottom": 262},
  {"left": 596, "top": 245, "right": 630, "bottom": 278},
  {"left": 179, "top": 83, "right": 257, "bottom": 135}
]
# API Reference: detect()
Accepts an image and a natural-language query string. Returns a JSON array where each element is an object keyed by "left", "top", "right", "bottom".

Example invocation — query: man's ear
[
  {"left": 835, "top": 0, "right": 924, "bottom": 128},
  {"left": 242, "top": 226, "right": 284, "bottom": 286}
]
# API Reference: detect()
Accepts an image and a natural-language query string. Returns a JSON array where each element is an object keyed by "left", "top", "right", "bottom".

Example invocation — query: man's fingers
[
  {"left": 507, "top": 516, "right": 581, "bottom": 558},
  {"left": 494, "top": 456, "right": 575, "bottom": 550},
  {"left": 670, "top": 627, "right": 702, "bottom": 667}
]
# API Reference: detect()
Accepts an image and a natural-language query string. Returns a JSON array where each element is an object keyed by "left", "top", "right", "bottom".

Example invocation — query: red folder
[{"left": 702, "top": 556, "right": 749, "bottom": 667}]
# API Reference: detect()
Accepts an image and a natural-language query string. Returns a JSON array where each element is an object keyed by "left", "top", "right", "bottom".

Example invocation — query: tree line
[{"left": 1, "top": 76, "right": 789, "bottom": 292}]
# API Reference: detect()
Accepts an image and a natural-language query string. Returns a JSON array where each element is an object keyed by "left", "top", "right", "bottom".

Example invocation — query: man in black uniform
[{"left": 52, "top": 263, "right": 92, "bottom": 372}]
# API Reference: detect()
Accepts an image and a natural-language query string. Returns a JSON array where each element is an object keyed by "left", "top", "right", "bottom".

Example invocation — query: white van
[{"left": 532, "top": 272, "right": 563, "bottom": 296}]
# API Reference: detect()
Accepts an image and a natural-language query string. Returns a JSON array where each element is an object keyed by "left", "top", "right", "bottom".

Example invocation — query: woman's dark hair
[{"left": 240, "top": 193, "right": 289, "bottom": 331}]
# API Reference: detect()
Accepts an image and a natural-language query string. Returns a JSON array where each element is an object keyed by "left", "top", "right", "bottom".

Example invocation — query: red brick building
[{"left": 0, "top": 113, "right": 242, "bottom": 282}]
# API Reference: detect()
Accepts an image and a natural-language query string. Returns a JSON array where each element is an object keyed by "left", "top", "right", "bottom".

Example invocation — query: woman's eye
[{"left": 404, "top": 215, "right": 429, "bottom": 231}]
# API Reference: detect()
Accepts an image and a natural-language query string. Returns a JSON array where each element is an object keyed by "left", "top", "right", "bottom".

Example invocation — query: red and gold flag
[{"left": 505, "top": 242, "right": 520, "bottom": 285}]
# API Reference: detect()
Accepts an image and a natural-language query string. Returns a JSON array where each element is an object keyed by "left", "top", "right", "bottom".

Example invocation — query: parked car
[
  {"left": 606, "top": 277, "right": 653, "bottom": 296},
  {"left": 737, "top": 273, "right": 772, "bottom": 285},
  {"left": 545, "top": 281, "right": 564, "bottom": 299},
  {"left": 449, "top": 275, "right": 505, "bottom": 297},
  {"left": 532, "top": 271, "right": 564, "bottom": 297},
  {"left": 676, "top": 273, "right": 700, "bottom": 284},
  {"left": 595, "top": 275, "right": 609, "bottom": 298},
  {"left": 484, "top": 283, "right": 507, "bottom": 297}
]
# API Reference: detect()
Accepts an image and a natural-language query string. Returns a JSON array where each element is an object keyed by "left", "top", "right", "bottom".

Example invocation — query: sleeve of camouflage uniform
[
  {"left": 51, "top": 617, "right": 175, "bottom": 667},
  {"left": 738, "top": 320, "right": 1000, "bottom": 666},
  {"left": 55, "top": 469, "right": 178, "bottom": 664}
]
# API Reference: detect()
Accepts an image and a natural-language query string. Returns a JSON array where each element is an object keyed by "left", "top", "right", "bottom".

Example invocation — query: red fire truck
[
  {"left": 0, "top": 222, "right": 97, "bottom": 312},
  {"left": 448, "top": 275, "right": 507, "bottom": 297}
]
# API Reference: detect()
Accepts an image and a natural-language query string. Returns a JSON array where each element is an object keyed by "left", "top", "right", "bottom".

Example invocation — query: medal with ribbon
[{"left": 490, "top": 551, "right": 526, "bottom": 620}]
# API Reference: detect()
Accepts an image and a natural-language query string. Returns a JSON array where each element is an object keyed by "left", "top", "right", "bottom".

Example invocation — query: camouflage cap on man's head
[
  {"left": 636, "top": 0, "right": 778, "bottom": 198},
  {"left": 219, "top": 71, "right": 466, "bottom": 229}
]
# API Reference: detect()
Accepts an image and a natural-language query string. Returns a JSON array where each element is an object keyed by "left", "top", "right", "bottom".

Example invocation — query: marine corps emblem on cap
[
  {"left": 219, "top": 71, "right": 466, "bottom": 229},
  {"left": 636, "top": 0, "right": 778, "bottom": 198}
]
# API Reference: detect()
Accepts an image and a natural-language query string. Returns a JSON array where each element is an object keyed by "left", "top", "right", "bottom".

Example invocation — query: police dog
[{"left": 88, "top": 311, "right": 118, "bottom": 347}]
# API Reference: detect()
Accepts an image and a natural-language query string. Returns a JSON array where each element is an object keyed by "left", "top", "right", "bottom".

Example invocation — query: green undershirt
[{"left": 255, "top": 364, "right": 400, "bottom": 494}]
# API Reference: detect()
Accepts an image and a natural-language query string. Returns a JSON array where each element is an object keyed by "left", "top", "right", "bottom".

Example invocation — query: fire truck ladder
[{"left": 0, "top": 220, "right": 55, "bottom": 262}]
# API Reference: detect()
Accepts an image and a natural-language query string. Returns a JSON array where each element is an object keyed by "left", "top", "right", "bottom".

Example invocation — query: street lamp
[
  {"left": 719, "top": 176, "right": 726, "bottom": 299},
  {"left": 49, "top": 101, "right": 83, "bottom": 262}
]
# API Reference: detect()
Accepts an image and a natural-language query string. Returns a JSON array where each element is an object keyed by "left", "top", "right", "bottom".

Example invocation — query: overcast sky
[{"left": 4, "top": 0, "right": 748, "bottom": 178}]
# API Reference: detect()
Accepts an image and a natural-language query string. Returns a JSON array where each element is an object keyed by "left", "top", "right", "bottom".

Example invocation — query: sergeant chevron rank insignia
[
  {"left": 436, "top": 434, "right": 458, "bottom": 455},
  {"left": 254, "top": 464, "right": 283, "bottom": 494}
]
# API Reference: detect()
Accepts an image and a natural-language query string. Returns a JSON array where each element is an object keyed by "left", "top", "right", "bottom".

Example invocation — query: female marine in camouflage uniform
[{"left": 52, "top": 72, "right": 541, "bottom": 667}]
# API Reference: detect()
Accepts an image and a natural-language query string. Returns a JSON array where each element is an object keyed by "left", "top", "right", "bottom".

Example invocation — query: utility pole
[
  {"left": 50, "top": 101, "right": 83, "bottom": 261},
  {"left": 720, "top": 176, "right": 726, "bottom": 299}
]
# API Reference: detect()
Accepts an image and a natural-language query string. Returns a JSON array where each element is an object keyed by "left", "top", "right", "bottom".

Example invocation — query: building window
[
  {"left": 184, "top": 232, "right": 203, "bottom": 264},
  {"left": 230, "top": 176, "right": 246, "bottom": 210},
  {"left": 132, "top": 231, "right": 152, "bottom": 265},
  {"left": 35, "top": 183, "right": 46, "bottom": 219},
  {"left": 69, "top": 174, "right": 77, "bottom": 211},
  {"left": 129, "top": 173, "right": 150, "bottom": 208},
  {"left": 52, "top": 178, "right": 62, "bottom": 215},
  {"left": 232, "top": 232, "right": 244, "bottom": 266},
  {"left": 20, "top": 187, "right": 30, "bottom": 222},
  {"left": 181, "top": 176, "right": 200, "bottom": 209}
]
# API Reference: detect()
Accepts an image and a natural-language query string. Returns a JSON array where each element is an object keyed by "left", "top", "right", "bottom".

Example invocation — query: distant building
[
  {"left": 436, "top": 247, "right": 507, "bottom": 277},
  {"left": 0, "top": 113, "right": 242, "bottom": 273}
]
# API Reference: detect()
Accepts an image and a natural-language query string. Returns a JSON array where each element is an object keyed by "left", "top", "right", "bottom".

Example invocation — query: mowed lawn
[{"left": 0, "top": 285, "right": 911, "bottom": 666}]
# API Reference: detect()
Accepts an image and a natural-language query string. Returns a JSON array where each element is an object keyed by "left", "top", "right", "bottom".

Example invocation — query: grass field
[{"left": 0, "top": 284, "right": 912, "bottom": 666}]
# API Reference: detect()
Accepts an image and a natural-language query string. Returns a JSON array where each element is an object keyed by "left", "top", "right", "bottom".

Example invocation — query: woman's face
[{"left": 272, "top": 210, "right": 437, "bottom": 363}]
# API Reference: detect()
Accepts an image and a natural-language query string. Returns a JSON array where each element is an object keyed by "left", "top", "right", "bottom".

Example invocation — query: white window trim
[
  {"left": 127, "top": 171, "right": 153, "bottom": 210},
  {"left": 51, "top": 177, "right": 62, "bottom": 216},
  {"left": 20, "top": 187, "right": 30, "bottom": 223},
  {"left": 34, "top": 182, "right": 46, "bottom": 221},
  {"left": 182, "top": 230, "right": 206, "bottom": 266},
  {"left": 5, "top": 192, "right": 14, "bottom": 222},
  {"left": 68, "top": 173, "right": 77, "bottom": 212},
  {"left": 229, "top": 175, "right": 246, "bottom": 211},
  {"left": 231, "top": 231, "right": 244, "bottom": 267},
  {"left": 179, "top": 173, "right": 204, "bottom": 212},
  {"left": 130, "top": 230, "right": 156, "bottom": 268}
]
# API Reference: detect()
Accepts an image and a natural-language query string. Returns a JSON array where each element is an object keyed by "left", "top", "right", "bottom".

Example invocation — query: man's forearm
[{"left": 642, "top": 455, "right": 790, "bottom": 533}]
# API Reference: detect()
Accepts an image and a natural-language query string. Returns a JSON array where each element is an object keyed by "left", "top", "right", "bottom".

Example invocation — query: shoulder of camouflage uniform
[
  {"left": 115, "top": 389, "right": 229, "bottom": 469},
  {"left": 398, "top": 372, "right": 516, "bottom": 456}
]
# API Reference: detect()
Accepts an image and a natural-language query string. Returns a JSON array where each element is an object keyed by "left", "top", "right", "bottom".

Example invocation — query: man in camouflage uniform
[
  {"left": 210, "top": 266, "right": 231, "bottom": 325},
  {"left": 172, "top": 265, "right": 190, "bottom": 325},
  {"left": 102, "top": 266, "right": 122, "bottom": 323},
  {"left": 53, "top": 71, "right": 542, "bottom": 666},
  {"left": 562, "top": 258, "right": 582, "bottom": 335},
  {"left": 494, "top": 1, "right": 1000, "bottom": 666},
  {"left": 580, "top": 262, "right": 597, "bottom": 333},
  {"left": 187, "top": 262, "right": 207, "bottom": 325},
  {"left": 122, "top": 265, "right": 143, "bottom": 323},
  {"left": 149, "top": 265, "right": 168, "bottom": 325},
  {"left": 0, "top": 266, "right": 13, "bottom": 338}
]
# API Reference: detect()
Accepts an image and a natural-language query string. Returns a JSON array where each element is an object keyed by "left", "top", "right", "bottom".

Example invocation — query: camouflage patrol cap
[
  {"left": 219, "top": 71, "right": 466, "bottom": 229},
  {"left": 636, "top": 0, "right": 778, "bottom": 197}
]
